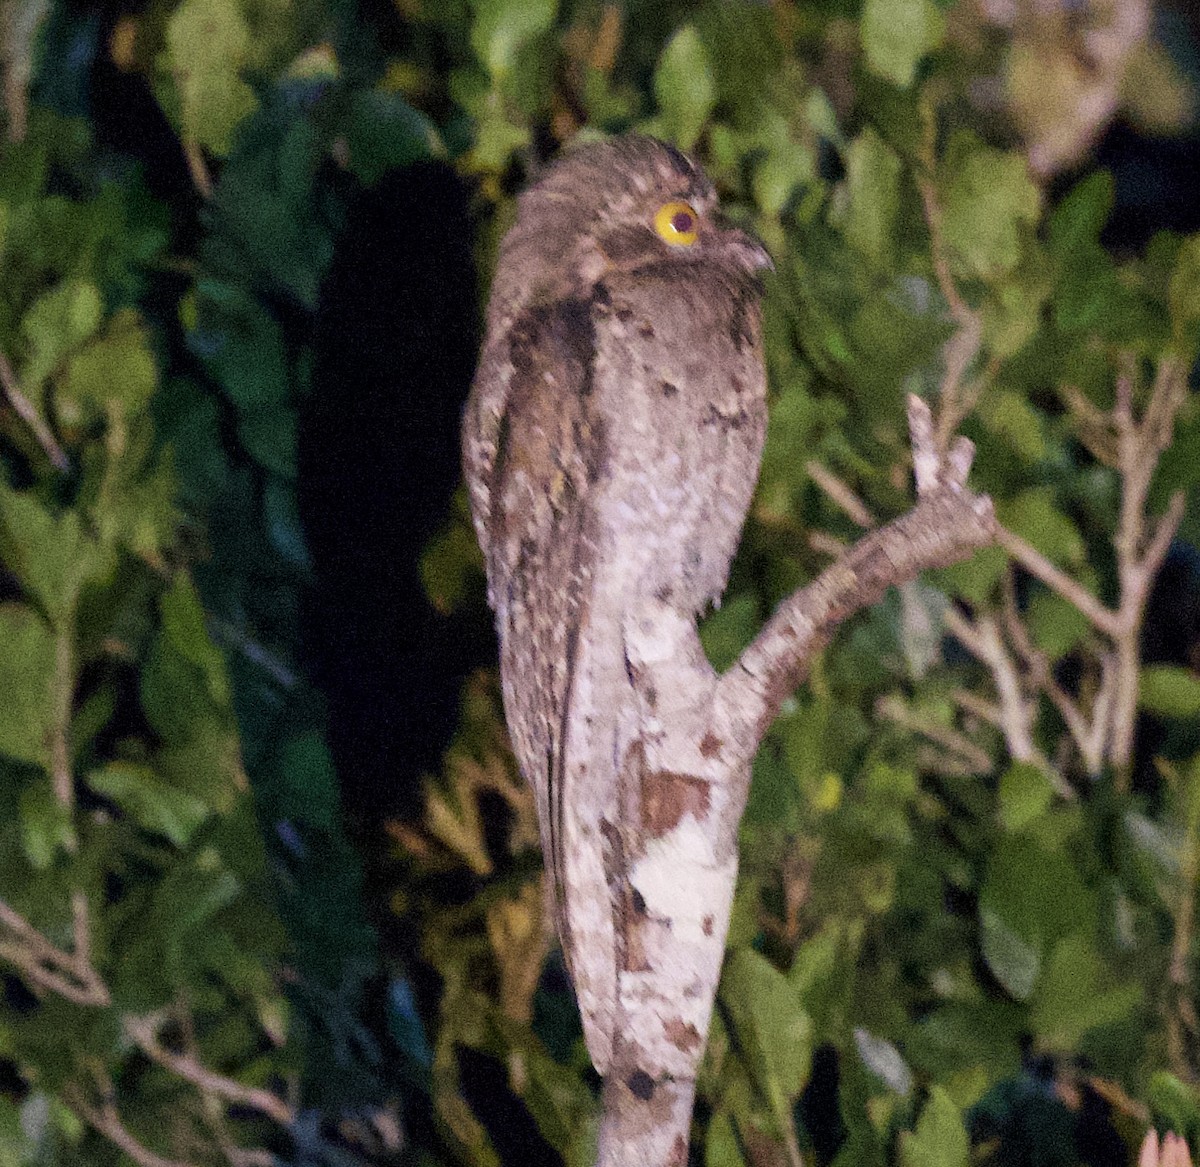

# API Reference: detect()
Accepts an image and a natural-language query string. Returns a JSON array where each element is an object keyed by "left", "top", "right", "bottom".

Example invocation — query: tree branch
[
  {"left": 0, "top": 897, "right": 111, "bottom": 1006},
  {"left": 994, "top": 524, "right": 1121, "bottom": 638},
  {"left": 0, "top": 345, "right": 70, "bottom": 471},
  {"left": 595, "top": 396, "right": 995, "bottom": 1166},
  {"left": 123, "top": 1015, "right": 294, "bottom": 1126},
  {"left": 64, "top": 1073, "right": 196, "bottom": 1167},
  {"left": 716, "top": 399, "right": 995, "bottom": 758}
]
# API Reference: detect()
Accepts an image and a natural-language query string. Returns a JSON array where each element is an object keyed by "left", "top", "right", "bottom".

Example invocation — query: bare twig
[
  {"left": 994, "top": 524, "right": 1121, "bottom": 637},
  {"left": 0, "top": 346, "right": 70, "bottom": 471},
  {"left": 805, "top": 461, "right": 875, "bottom": 527},
  {"left": 65, "top": 1072, "right": 196, "bottom": 1167},
  {"left": 951, "top": 353, "right": 1190, "bottom": 784},
  {"left": 123, "top": 1014, "right": 294, "bottom": 1126},
  {"left": 1108, "top": 358, "right": 1189, "bottom": 781},
  {"left": 0, "top": 897, "right": 111, "bottom": 1006},
  {"left": 808, "top": 529, "right": 848, "bottom": 557},
  {"left": 182, "top": 141, "right": 214, "bottom": 199},
  {"left": 915, "top": 167, "right": 986, "bottom": 451},
  {"left": 951, "top": 686, "right": 1003, "bottom": 729},
  {"left": 877, "top": 693, "right": 995, "bottom": 773}
]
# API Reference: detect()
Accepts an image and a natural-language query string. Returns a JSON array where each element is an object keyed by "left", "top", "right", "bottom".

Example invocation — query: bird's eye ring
[{"left": 654, "top": 200, "right": 699, "bottom": 246}]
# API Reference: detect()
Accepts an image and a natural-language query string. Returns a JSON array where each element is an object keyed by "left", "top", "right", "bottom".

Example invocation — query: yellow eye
[{"left": 653, "top": 200, "right": 699, "bottom": 246}]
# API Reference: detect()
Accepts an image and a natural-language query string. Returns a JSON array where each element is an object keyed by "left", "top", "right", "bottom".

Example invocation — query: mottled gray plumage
[{"left": 462, "top": 135, "right": 770, "bottom": 1074}]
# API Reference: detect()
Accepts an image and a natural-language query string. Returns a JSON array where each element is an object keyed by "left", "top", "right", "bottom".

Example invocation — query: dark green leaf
[
  {"left": 998, "top": 763, "right": 1054, "bottom": 832},
  {"left": 1139, "top": 665, "right": 1200, "bottom": 719},
  {"left": 861, "top": 0, "right": 945, "bottom": 88},
  {"left": 719, "top": 948, "right": 812, "bottom": 1127},
  {"left": 86, "top": 762, "right": 211, "bottom": 847},
  {"left": 898, "top": 1087, "right": 968, "bottom": 1167},
  {"left": 0, "top": 603, "right": 57, "bottom": 768},
  {"left": 653, "top": 25, "right": 716, "bottom": 151}
]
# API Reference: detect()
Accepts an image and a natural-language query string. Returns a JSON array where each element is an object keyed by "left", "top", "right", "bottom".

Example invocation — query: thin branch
[
  {"left": 182, "top": 141, "right": 214, "bottom": 199},
  {"left": 123, "top": 1015, "right": 294, "bottom": 1126},
  {"left": 1109, "top": 358, "right": 1189, "bottom": 779},
  {"left": 1142, "top": 491, "right": 1187, "bottom": 588},
  {"left": 0, "top": 897, "right": 111, "bottom": 1006},
  {"left": 994, "top": 524, "right": 1122, "bottom": 638},
  {"left": 876, "top": 694, "right": 995, "bottom": 773},
  {"left": 64, "top": 1076, "right": 196, "bottom": 1167},
  {"left": 718, "top": 484, "right": 996, "bottom": 757},
  {"left": 0, "top": 941, "right": 109, "bottom": 1006},
  {"left": 915, "top": 169, "right": 985, "bottom": 451},
  {"left": 805, "top": 461, "right": 875, "bottom": 527},
  {"left": 807, "top": 529, "right": 848, "bottom": 557},
  {"left": 941, "top": 605, "right": 1071, "bottom": 794},
  {"left": 0, "top": 346, "right": 70, "bottom": 471},
  {"left": 951, "top": 686, "right": 1003, "bottom": 729}
]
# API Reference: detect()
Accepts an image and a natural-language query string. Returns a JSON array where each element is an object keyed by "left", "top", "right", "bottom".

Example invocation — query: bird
[{"left": 461, "top": 134, "right": 771, "bottom": 1075}]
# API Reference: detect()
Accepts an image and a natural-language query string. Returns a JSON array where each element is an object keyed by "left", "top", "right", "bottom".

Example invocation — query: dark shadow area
[{"left": 300, "top": 160, "right": 491, "bottom": 829}]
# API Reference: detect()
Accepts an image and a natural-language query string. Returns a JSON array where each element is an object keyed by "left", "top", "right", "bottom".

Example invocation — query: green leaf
[
  {"left": 0, "top": 487, "right": 100, "bottom": 624},
  {"left": 470, "top": 0, "right": 558, "bottom": 80},
  {"left": 1139, "top": 665, "right": 1200, "bottom": 719},
  {"left": 141, "top": 628, "right": 218, "bottom": 745},
  {"left": 654, "top": 25, "right": 716, "bottom": 151},
  {"left": 86, "top": 762, "right": 210, "bottom": 847},
  {"left": 842, "top": 127, "right": 902, "bottom": 264},
  {"left": 978, "top": 836, "right": 1090, "bottom": 1001},
  {"left": 976, "top": 389, "right": 1047, "bottom": 463},
  {"left": 706, "top": 1111, "right": 747, "bottom": 1167},
  {"left": 1026, "top": 590, "right": 1090, "bottom": 660},
  {"left": 344, "top": 90, "right": 437, "bottom": 186},
  {"left": 1048, "top": 172, "right": 1113, "bottom": 257},
  {"left": 59, "top": 309, "right": 157, "bottom": 425},
  {"left": 699, "top": 593, "right": 759, "bottom": 673},
  {"left": 854, "top": 1028, "right": 913, "bottom": 1095},
  {"left": 979, "top": 906, "right": 1041, "bottom": 1000},
  {"left": 941, "top": 137, "right": 1041, "bottom": 280},
  {"left": 161, "top": 573, "right": 230, "bottom": 707},
  {"left": 0, "top": 603, "right": 56, "bottom": 768},
  {"left": 19, "top": 279, "right": 103, "bottom": 398},
  {"left": 237, "top": 405, "right": 296, "bottom": 477},
  {"left": 274, "top": 732, "right": 340, "bottom": 831},
  {"left": 997, "top": 489, "right": 1084, "bottom": 568},
  {"left": 861, "top": 0, "right": 945, "bottom": 88},
  {"left": 1029, "top": 933, "right": 1141, "bottom": 1048},
  {"left": 982, "top": 277, "right": 1049, "bottom": 358},
  {"left": 1147, "top": 1072, "right": 1200, "bottom": 1142},
  {"left": 931, "top": 545, "right": 1006, "bottom": 605},
  {"left": 898, "top": 1087, "right": 969, "bottom": 1167},
  {"left": 998, "top": 763, "right": 1053, "bottom": 832},
  {"left": 1169, "top": 234, "right": 1200, "bottom": 345},
  {"left": 471, "top": 103, "right": 532, "bottom": 171},
  {"left": 19, "top": 781, "right": 75, "bottom": 869},
  {"left": 752, "top": 148, "right": 815, "bottom": 220},
  {"left": 163, "top": 0, "right": 259, "bottom": 155},
  {"left": 194, "top": 280, "right": 289, "bottom": 409},
  {"left": 719, "top": 948, "right": 812, "bottom": 1131}
]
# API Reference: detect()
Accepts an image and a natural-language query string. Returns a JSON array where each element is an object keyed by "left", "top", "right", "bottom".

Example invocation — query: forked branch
[{"left": 597, "top": 396, "right": 995, "bottom": 1167}]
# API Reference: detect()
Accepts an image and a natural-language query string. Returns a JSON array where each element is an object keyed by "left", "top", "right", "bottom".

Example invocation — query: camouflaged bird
[{"left": 462, "top": 135, "right": 771, "bottom": 1078}]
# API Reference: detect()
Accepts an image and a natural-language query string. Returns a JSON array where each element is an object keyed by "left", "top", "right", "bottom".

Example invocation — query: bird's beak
[{"left": 725, "top": 227, "right": 774, "bottom": 273}]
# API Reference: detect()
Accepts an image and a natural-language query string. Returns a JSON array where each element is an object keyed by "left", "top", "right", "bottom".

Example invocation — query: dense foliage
[{"left": 1, "top": 2, "right": 1199, "bottom": 1166}]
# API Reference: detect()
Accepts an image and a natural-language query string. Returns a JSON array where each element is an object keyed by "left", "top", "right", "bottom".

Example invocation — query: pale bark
[{"left": 596, "top": 396, "right": 996, "bottom": 1164}]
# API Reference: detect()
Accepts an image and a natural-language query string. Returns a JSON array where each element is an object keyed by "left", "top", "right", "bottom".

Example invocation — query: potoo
[{"left": 462, "top": 135, "right": 770, "bottom": 1076}]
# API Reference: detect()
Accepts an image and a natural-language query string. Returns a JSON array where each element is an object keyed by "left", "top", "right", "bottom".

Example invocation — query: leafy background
[{"left": 1, "top": 1, "right": 1200, "bottom": 1166}]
